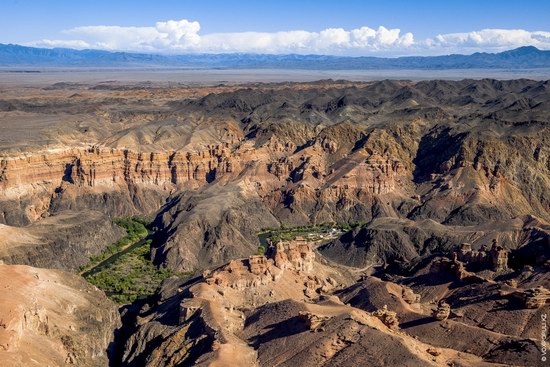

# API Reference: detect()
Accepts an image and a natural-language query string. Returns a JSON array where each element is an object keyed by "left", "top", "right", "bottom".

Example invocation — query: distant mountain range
[{"left": 0, "top": 43, "right": 549, "bottom": 69}]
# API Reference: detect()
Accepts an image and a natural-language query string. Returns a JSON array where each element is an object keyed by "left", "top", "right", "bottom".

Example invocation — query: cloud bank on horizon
[{"left": 28, "top": 19, "right": 550, "bottom": 56}]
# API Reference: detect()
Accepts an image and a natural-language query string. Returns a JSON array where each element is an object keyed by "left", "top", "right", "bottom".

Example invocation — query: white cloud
[
  {"left": 58, "top": 20, "right": 201, "bottom": 52},
  {"left": 427, "top": 29, "right": 550, "bottom": 53},
  {"left": 200, "top": 31, "right": 317, "bottom": 53},
  {"left": 350, "top": 26, "right": 414, "bottom": 49},
  {"left": 27, "top": 19, "right": 550, "bottom": 56},
  {"left": 33, "top": 39, "right": 91, "bottom": 49},
  {"left": 155, "top": 19, "right": 201, "bottom": 45}
]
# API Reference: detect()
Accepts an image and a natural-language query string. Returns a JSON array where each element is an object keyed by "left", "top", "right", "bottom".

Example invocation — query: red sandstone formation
[{"left": 1, "top": 79, "right": 550, "bottom": 366}]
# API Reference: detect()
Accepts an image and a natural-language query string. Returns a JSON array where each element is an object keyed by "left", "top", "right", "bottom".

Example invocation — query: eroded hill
[
  {"left": 1, "top": 79, "right": 549, "bottom": 272},
  {"left": 0, "top": 79, "right": 549, "bottom": 366}
]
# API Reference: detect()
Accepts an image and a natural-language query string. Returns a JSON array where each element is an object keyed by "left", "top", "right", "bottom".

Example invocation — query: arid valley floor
[{"left": 0, "top": 75, "right": 549, "bottom": 366}]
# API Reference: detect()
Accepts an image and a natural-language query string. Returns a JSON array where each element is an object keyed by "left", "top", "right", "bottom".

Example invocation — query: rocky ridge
[
  {"left": 1, "top": 79, "right": 550, "bottom": 273},
  {"left": 118, "top": 233, "right": 550, "bottom": 366},
  {"left": 0, "top": 79, "right": 549, "bottom": 366},
  {"left": 119, "top": 239, "right": 501, "bottom": 366},
  {"left": 0, "top": 264, "right": 120, "bottom": 366}
]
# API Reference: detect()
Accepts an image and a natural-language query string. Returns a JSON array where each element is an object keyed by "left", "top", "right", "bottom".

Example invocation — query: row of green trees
[
  {"left": 79, "top": 217, "right": 149, "bottom": 273},
  {"left": 85, "top": 240, "right": 178, "bottom": 304},
  {"left": 260, "top": 221, "right": 368, "bottom": 244},
  {"left": 82, "top": 217, "right": 194, "bottom": 304}
]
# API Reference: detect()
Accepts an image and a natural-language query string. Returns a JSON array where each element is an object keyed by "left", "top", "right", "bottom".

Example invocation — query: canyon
[{"left": 0, "top": 78, "right": 549, "bottom": 366}]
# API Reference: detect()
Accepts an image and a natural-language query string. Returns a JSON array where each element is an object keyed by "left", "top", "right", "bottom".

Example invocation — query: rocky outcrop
[
  {"left": 338, "top": 268, "right": 547, "bottom": 367},
  {"left": 372, "top": 305, "right": 400, "bottom": 330},
  {"left": 512, "top": 286, "right": 550, "bottom": 309},
  {"left": 0, "top": 264, "right": 120, "bottom": 366},
  {"left": 298, "top": 311, "right": 332, "bottom": 331},
  {"left": 428, "top": 256, "right": 490, "bottom": 284},
  {"left": 270, "top": 238, "right": 315, "bottom": 272},
  {"left": 0, "top": 144, "right": 239, "bottom": 225},
  {"left": 119, "top": 253, "right": 526, "bottom": 367},
  {"left": 320, "top": 216, "right": 549, "bottom": 270},
  {"left": 120, "top": 238, "right": 345, "bottom": 366},
  {"left": 201, "top": 238, "right": 324, "bottom": 296},
  {"left": 433, "top": 301, "right": 451, "bottom": 321},
  {"left": 455, "top": 240, "right": 510, "bottom": 272}
]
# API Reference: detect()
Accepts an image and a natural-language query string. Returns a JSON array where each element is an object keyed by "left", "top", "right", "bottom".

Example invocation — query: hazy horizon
[{"left": 1, "top": 67, "right": 549, "bottom": 88}]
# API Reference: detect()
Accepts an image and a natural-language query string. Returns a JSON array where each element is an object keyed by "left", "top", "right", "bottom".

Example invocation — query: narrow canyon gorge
[{"left": 0, "top": 78, "right": 549, "bottom": 366}]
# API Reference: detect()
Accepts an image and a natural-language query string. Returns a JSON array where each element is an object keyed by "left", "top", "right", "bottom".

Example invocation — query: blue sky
[{"left": 1, "top": 0, "right": 549, "bottom": 55}]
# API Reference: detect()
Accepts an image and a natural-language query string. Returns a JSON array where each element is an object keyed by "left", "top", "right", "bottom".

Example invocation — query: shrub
[
  {"left": 80, "top": 218, "right": 150, "bottom": 274},
  {"left": 83, "top": 238, "right": 192, "bottom": 305}
]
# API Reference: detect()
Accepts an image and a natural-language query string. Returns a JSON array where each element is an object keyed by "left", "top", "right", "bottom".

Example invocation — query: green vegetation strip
[
  {"left": 79, "top": 217, "right": 149, "bottom": 274},
  {"left": 259, "top": 222, "right": 365, "bottom": 243},
  {"left": 84, "top": 240, "right": 177, "bottom": 304},
  {"left": 81, "top": 217, "right": 189, "bottom": 305}
]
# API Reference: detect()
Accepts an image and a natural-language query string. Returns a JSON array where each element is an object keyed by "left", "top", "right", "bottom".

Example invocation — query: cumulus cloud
[
  {"left": 196, "top": 26, "right": 412, "bottom": 54},
  {"left": 57, "top": 19, "right": 202, "bottom": 52},
  {"left": 427, "top": 29, "right": 550, "bottom": 52},
  {"left": 27, "top": 19, "right": 550, "bottom": 55}
]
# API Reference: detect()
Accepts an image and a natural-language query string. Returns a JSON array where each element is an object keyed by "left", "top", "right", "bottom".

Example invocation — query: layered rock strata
[
  {"left": 0, "top": 144, "right": 237, "bottom": 225},
  {"left": 2, "top": 79, "right": 550, "bottom": 275}
]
